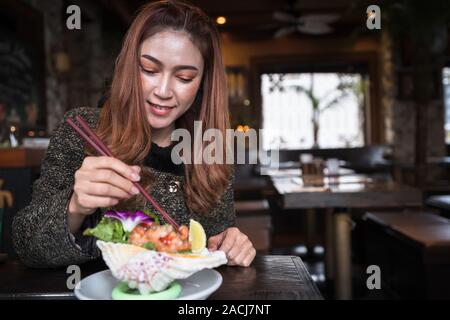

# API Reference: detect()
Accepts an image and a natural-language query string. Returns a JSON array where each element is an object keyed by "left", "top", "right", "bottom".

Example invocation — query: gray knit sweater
[{"left": 12, "top": 107, "right": 235, "bottom": 268}]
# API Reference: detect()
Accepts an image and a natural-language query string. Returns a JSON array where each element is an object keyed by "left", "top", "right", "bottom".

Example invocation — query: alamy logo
[
  {"left": 366, "top": 5, "right": 381, "bottom": 30},
  {"left": 66, "top": 265, "right": 81, "bottom": 290},
  {"left": 170, "top": 122, "right": 279, "bottom": 167},
  {"left": 66, "top": 5, "right": 81, "bottom": 30},
  {"left": 366, "top": 265, "right": 381, "bottom": 290}
]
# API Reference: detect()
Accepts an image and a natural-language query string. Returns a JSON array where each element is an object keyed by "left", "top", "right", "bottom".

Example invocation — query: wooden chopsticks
[{"left": 66, "top": 115, "right": 180, "bottom": 230}]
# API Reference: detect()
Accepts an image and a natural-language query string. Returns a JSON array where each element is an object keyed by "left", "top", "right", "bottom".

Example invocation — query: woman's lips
[{"left": 147, "top": 101, "right": 175, "bottom": 116}]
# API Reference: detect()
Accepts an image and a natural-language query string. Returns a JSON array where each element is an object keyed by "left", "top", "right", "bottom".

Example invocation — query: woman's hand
[
  {"left": 208, "top": 227, "right": 256, "bottom": 267},
  {"left": 67, "top": 156, "right": 141, "bottom": 233}
]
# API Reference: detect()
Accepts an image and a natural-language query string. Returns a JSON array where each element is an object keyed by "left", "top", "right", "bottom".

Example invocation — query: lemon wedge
[{"left": 189, "top": 219, "right": 206, "bottom": 254}]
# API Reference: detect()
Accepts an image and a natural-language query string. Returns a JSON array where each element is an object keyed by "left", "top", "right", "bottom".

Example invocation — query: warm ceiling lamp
[{"left": 216, "top": 16, "right": 226, "bottom": 25}]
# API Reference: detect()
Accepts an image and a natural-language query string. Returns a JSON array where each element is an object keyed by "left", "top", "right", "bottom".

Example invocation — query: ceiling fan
[{"left": 272, "top": 3, "right": 340, "bottom": 38}]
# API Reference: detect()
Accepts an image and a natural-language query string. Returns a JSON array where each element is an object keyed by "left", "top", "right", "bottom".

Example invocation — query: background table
[
  {"left": 0, "top": 255, "right": 323, "bottom": 300},
  {"left": 271, "top": 175, "right": 423, "bottom": 299}
]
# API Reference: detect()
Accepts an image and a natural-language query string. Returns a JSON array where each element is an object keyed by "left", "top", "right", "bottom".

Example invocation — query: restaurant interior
[{"left": 1, "top": 0, "right": 450, "bottom": 300}]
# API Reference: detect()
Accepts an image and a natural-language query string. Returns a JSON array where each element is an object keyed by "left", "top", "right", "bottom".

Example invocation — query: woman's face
[{"left": 139, "top": 30, "right": 204, "bottom": 133}]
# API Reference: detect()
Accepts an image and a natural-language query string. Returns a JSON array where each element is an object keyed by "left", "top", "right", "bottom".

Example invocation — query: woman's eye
[
  {"left": 177, "top": 77, "right": 193, "bottom": 83},
  {"left": 141, "top": 67, "right": 157, "bottom": 75}
]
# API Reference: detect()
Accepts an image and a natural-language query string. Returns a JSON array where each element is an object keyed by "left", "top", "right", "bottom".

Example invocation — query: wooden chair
[
  {"left": 426, "top": 195, "right": 450, "bottom": 218},
  {"left": 363, "top": 210, "right": 450, "bottom": 298}
]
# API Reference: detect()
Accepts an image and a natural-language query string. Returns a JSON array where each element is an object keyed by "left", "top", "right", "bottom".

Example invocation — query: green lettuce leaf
[
  {"left": 143, "top": 209, "right": 161, "bottom": 225},
  {"left": 83, "top": 217, "right": 130, "bottom": 243}
]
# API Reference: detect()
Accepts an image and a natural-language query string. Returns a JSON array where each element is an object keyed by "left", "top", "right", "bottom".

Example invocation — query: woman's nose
[{"left": 154, "top": 75, "right": 173, "bottom": 99}]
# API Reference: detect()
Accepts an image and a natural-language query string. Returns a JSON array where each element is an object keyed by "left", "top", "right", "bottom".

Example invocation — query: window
[
  {"left": 261, "top": 72, "right": 366, "bottom": 150},
  {"left": 442, "top": 67, "right": 450, "bottom": 144}
]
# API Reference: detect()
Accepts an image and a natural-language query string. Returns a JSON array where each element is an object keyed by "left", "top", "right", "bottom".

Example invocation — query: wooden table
[
  {"left": 273, "top": 177, "right": 422, "bottom": 209},
  {"left": 0, "top": 255, "right": 323, "bottom": 300},
  {"left": 0, "top": 148, "right": 46, "bottom": 168},
  {"left": 259, "top": 166, "right": 355, "bottom": 178},
  {"left": 271, "top": 175, "right": 423, "bottom": 300}
]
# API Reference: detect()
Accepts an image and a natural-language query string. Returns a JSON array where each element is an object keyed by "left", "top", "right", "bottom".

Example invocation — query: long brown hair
[{"left": 93, "top": 0, "right": 231, "bottom": 215}]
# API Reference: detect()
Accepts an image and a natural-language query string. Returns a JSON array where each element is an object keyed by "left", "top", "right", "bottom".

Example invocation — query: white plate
[{"left": 74, "top": 269, "right": 222, "bottom": 300}]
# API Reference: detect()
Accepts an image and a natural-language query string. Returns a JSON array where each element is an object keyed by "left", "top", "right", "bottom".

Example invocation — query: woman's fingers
[
  {"left": 217, "top": 228, "right": 238, "bottom": 254},
  {"left": 227, "top": 235, "right": 252, "bottom": 265},
  {"left": 242, "top": 248, "right": 257, "bottom": 267},
  {"left": 82, "top": 156, "right": 141, "bottom": 182},
  {"left": 232, "top": 242, "right": 256, "bottom": 267},
  {"left": 71, "top": 157, "right": 141, "bottom": 216},
  {"left": 88, "top": 169, "right": 139, "bottom": 196},
  {"left": 215, "top": 227, "right": 256, "bottom": 267},
  {"left": 86, "top": 182, "right": 135, "bottom": 199},
  {"left": 226, "top": 233, "right": 249, "bottom": 260},
  {"left": 75, "top": 193, "right": 120, "bottom": 209}
]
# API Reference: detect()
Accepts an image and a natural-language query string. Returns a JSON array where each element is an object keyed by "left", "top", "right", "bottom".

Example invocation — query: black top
[{"left": 145, "top": 142, "right": 184, "bottom": 176}]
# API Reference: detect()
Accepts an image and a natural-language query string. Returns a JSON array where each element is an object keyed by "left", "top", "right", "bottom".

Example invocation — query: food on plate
[
  {"left": 83, "top": 210, "right": 226, "bottom": 296},
  {"left": 84, "top": 209, "right": 202, "bottom": 253}
]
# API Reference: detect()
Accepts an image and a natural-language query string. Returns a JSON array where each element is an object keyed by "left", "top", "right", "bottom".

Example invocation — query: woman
[{"left": 12, "top": 0, "right": 255, "bottom": 268}]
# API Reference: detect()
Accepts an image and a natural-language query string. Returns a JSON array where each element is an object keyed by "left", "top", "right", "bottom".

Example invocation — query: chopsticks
[{"left": 66, "top": 115, "right": 180, "bottom": 231}]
